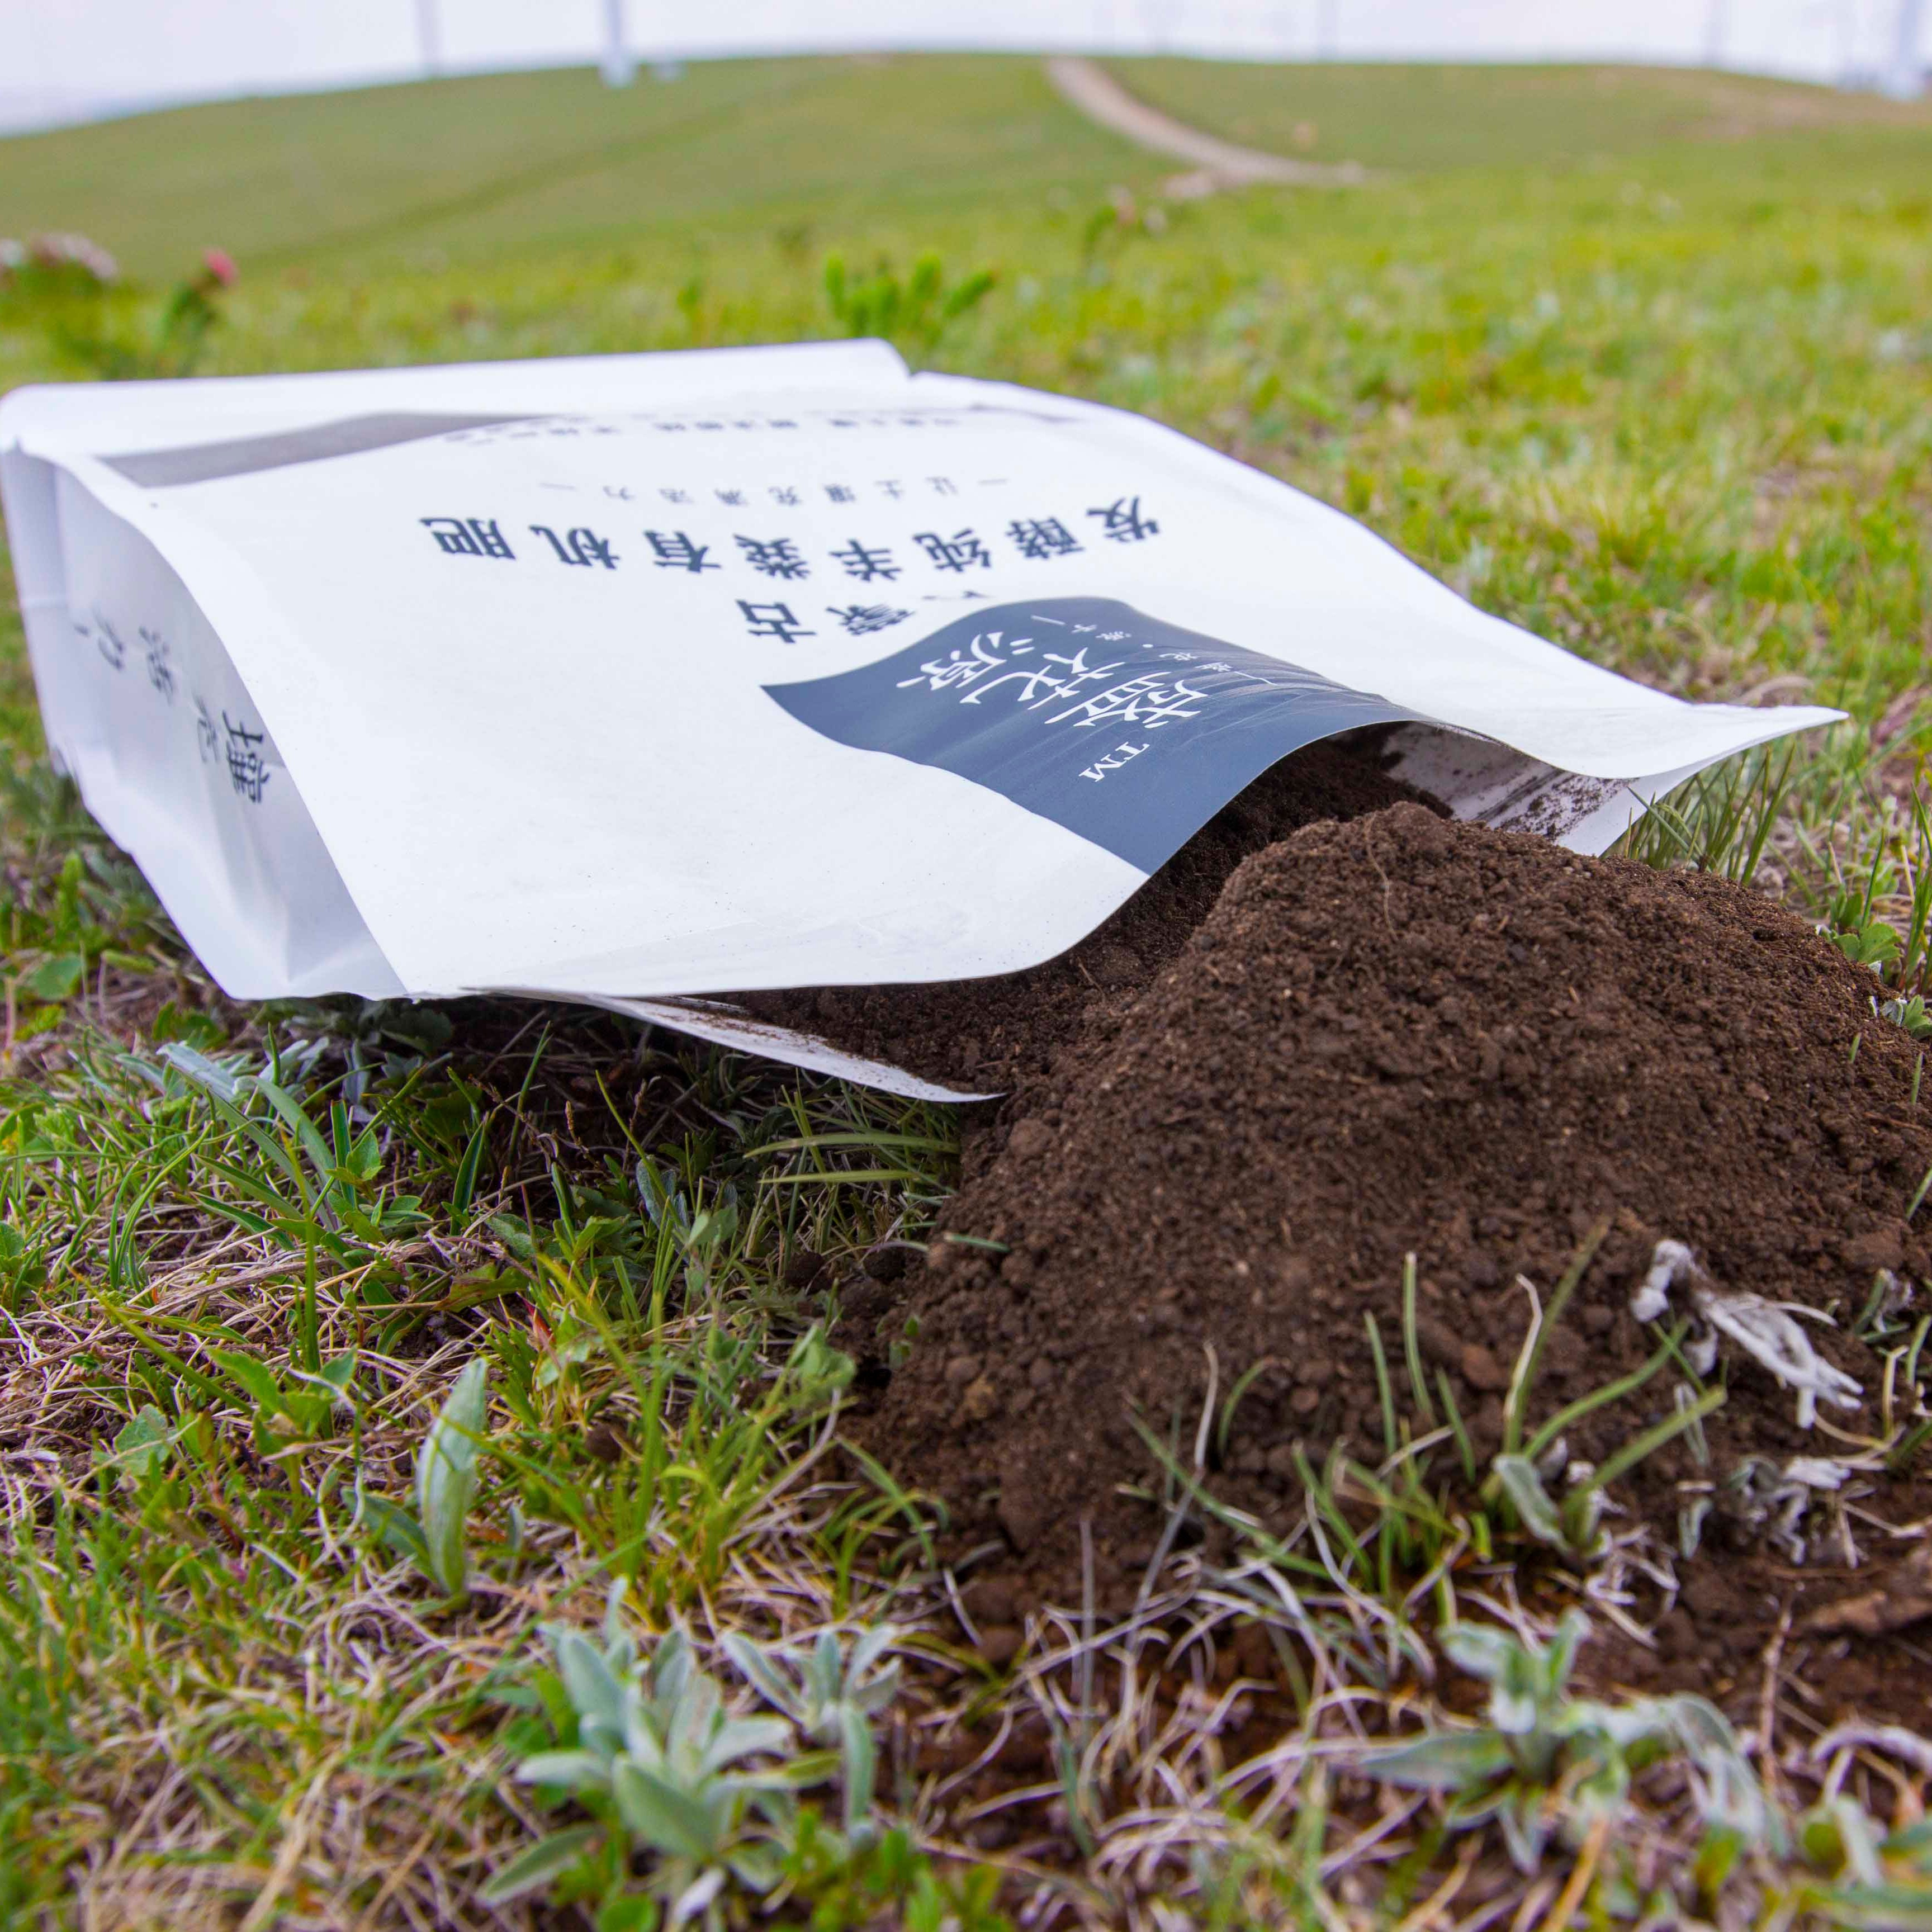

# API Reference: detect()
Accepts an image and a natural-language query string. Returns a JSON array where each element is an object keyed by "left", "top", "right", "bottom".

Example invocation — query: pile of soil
[
  {"left": 841, "top": 804, "right": 1932, "bottom": 1672},
  {"left": 739, "top": 735, "right": 1434, "bottom": 1094}
]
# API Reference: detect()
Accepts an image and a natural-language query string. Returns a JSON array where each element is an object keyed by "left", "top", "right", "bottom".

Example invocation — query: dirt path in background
[{"left": 1044, "top": 55, "right": 1368, "bottom": 196}]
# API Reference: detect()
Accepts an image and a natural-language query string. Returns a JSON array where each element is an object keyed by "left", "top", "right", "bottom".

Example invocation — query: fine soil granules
[
  {"left": 738, "top": 735, "right": 1435, "bottom": 1093},
  {"left": 842, "top": 804, "right": 1932, "bottom": 1697}
]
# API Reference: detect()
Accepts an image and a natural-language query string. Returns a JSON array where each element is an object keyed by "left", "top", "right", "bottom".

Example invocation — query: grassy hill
[
  {"left": 1102, "top": 56, "right": 1932, "bottom": 173},
  {"left": 0, "top": 56, "right": 1161, "bottom": 278},
  {"left": 5, "top": 54, "right": 1929, "bottom": 281}
]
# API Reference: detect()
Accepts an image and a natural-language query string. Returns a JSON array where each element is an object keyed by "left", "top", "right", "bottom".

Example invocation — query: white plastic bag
[{"left": 0, "top": 341, "right": 1837, "bottom": 1097}]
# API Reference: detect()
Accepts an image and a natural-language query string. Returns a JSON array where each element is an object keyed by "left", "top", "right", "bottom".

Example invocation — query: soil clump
[
  {"left": 843, "top": 806, "right": 1932, "bottom": 1698},
  {"left": 737, "top": 735, "right": 1433, "bottom": 1093}
]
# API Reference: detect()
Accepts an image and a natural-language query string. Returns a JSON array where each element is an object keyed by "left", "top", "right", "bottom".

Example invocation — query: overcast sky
[{"left": 1, "top": 1, "right": 1925, "bottom": 132}]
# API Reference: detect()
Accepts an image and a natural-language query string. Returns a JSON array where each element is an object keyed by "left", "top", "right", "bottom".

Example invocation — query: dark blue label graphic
[{"left": 763, "top": 597, "right": 1423, "bottom": 874}]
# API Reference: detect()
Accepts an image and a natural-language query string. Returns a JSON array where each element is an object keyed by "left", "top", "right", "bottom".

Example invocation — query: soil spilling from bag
[
  {"left": 835, "top": 802, "right": 1932, "bottom": 1711},
  {"left": 738, "top": 736, "right": 1432, "bottom": 1093}
]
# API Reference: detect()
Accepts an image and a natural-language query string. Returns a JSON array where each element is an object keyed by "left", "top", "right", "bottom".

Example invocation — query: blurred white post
[
  {"left": 414, "top": 0, "right": 441, "bottom": 74},
  {"left": 1888, "top": 0, "right": 1926, "bottom": 95},
  {"left": 1138, "top": 0, "right": 1182, "bottom": 52},
  {"left": 1703, "top": 0, "right": 1726, "bottom": 69},
  {"left": 602, "top": 0, "right": 636, "bottom": 86}
]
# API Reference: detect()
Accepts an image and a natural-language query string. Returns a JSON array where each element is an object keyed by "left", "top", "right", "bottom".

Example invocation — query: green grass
[
  {"left": 0, "top": 56, "right": 1162, "bottom": 280},
  {"left": 1101, "top": 56, "right": 1932, "bottom": 173},
  {"left": 2, "top": 51, "right": 1932, "bottom": 1926}
]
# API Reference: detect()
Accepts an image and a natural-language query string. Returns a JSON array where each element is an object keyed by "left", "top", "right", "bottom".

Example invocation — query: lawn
[
  {"left": 1100, "top": 56, "right": 1932, "bottom": 173},
  {"left": 1, "top": 50, "right": 1931, "bottom": 1928},
  {"left": 0, "top": 56, "right": 1162, "bottom": 280}
]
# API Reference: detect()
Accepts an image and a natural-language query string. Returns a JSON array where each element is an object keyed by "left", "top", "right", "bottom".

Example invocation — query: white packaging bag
[{"left": 0, "top": 341, "right": 1838, "bottom": 1098}]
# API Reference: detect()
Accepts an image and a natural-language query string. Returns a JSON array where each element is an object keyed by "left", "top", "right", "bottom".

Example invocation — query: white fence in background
[{"left": 0, "top": 0, "right": 1924, "bottom": 136}]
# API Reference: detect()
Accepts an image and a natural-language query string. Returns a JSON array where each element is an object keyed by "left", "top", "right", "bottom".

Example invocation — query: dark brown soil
[
  {"left": 842, "top": 805, "right": 1932, "bottom": 1679},
  {"left": 737, "top": 734, "right": 1434, "bottom": 1093}
]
